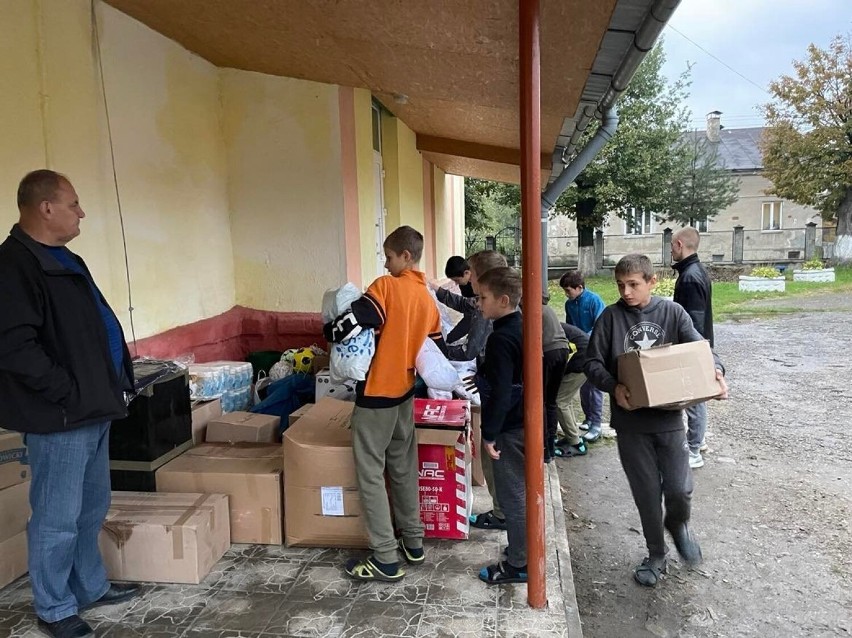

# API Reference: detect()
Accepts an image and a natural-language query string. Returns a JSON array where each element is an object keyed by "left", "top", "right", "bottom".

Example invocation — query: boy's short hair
[
  {"left": 467, "top": 250, "right": 508, "bottom": 278},
  {"left": 384, "top": 226, "right": 424, "bottom": 262},
  {"left": 444, "top": 256, "right": 470, "bottom": 278},
  {"left": 614, "top": 254, "right": 655, "bottom": 281},
  {"left": 559, "top": 271, "right": 585, "bottom": 289},
  {"left": 478, "top": 267, "right": 522, "bottom": 307}
]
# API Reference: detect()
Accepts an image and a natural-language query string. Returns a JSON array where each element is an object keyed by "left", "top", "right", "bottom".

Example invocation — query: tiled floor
[{"left": 0, "top": 466, "right": 580, "bottom": 637}]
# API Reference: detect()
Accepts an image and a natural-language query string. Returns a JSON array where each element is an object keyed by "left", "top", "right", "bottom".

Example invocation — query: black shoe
[
  {"left": 37, "top": 615, "right": 95, "bottom": 638},
  {"left": 665, "top": 521, "right": 703, "bottom": 565},
  {"left": 84, "top": 583, "right": 140, "bottom": 609}
]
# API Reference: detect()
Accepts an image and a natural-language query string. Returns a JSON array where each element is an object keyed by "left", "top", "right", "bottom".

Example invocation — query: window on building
[
  {"left": 689, "top": 218, "right": 709, "bottom": 233},
  {"left": 762, "top": 201, "right": 782, "bottom": 231},
  {"left": 624, "top": 208, "right": 653, "bottom": 235}
]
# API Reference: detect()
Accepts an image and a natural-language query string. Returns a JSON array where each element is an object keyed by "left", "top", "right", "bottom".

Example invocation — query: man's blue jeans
[{"left": 25, "top": 422, "right": 111, "bottom": 622}]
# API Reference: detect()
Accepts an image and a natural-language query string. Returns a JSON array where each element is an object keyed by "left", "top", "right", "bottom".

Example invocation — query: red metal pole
[{"left": 519, "top": 0, "right": 545, "bottom": 609}]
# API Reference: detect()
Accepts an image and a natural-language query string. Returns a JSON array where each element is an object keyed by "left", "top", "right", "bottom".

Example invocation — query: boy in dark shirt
[
  {"left": 584, "top": 254, "right": 728, "bottom": 587},
  {"left": 474, "top": 267, "right": 527, "bottom": 585}
]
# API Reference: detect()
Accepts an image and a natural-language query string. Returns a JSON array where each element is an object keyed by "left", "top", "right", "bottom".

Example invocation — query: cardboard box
[
  {"left": 618, "top": 341, "right": 721, "bottom": 410},
  {"left": 311, "top": 354, "right": 330, "bottom": 374},
  {"left": 0, "top": 481, "right": 30, "bottom": 542},
  {"left": 156, "top": 443, "right": 283, "bottom": 544},
  {"left": 469, "top": 407, "right": 486, "bottom": 487},
  {"left": 414, "top": 399, "right": 472, "bottom": 540},
  {"left": 288, "top": 403, "right": 314, "bottom": 428},
  {"left": 205, "top": 411, "right": 280, "bottom": 443},
  {"left": 283, "top": 398, "right": 369, "bottom": 548},
  {"left": 191, "top": 399, "right": 222, "bottom": 445},
  {"left": 0, "top": 531, "right": 27, "bottom": 591},
  {"left": 99, "top": 492, "right": 229, "bottom": 584},
  {"left": 0, "top": 430, "right": 30, "bottom": 491}
]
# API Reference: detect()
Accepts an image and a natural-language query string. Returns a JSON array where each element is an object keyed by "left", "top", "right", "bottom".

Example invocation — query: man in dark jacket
[
  {"left": 671, "top": 227, "right": 713, "bottom": 470},
  {"left": 0, "top": 170, "right": 138, "bottom": 638}
]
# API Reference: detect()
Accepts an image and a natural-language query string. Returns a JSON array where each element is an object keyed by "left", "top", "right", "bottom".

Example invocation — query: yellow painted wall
[
  {"left": 380, "top": 112, "right": 427, "bottom": 267},
  {"left": 98, "top": 3, "right": 235, "bottom": 336},
  {"left": 221, "top": 70, "right": 346, "bottom": 311},
  {"left": 432, "top": 168, "right": 466, "bottom": 270},
  {"left": 354, "top": 90, "right": 379, "bottom": 287},
  {"left": 0, "top": 0, "right": 235, "bottom": 340}
]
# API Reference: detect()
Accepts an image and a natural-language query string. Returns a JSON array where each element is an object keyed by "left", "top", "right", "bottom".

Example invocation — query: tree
[
  {"left": 665, "top": 133, "right": 740, "bottom": 226},
  {"left": 553, "top": 44, "right": 691, "bottom": 230},
  {"left": 760, "top": 35, "right": 852, "bottom": 261},
  {"left": 463, "top": 178, "right": 521, "bottom": 253}
]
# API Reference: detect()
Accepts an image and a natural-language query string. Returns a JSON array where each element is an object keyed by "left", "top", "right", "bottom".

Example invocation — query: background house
[{"left": 548, "top": 112, "right": 833, "bottom": 268}]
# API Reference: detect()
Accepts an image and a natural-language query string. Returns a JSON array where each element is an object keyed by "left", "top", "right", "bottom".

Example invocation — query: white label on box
[{"left": 320, "top": 486, "right": 345, "bottom": 516}]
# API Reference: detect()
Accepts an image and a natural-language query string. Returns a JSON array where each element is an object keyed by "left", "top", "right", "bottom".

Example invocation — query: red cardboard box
[{"left": 414, "top": 399, "right": 472, "bottom": 540}]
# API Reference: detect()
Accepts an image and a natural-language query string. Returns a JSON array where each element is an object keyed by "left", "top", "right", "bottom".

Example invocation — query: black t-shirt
[{"left": 459, "top": 281, "right": 475, "bottom": 298}]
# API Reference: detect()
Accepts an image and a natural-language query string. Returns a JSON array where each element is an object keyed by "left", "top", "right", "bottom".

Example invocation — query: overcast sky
[{"left": 660, "top": 0, "right": 851, "bottom": 131}]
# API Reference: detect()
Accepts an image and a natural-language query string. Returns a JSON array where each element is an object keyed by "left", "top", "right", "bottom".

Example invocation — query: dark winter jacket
[
  {"left": 672, "top": 253, "right": 714, "bottom": 347},
  {"left": 0, "top": 225, "right": 134, "bottom": 434},
  {"left": 478, "top": 311, "right": 524, "bottom": 442}
]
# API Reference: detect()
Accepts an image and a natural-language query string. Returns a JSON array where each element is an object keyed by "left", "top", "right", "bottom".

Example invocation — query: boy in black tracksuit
[
  {"left": 473, "top": 267, "right": 527, "bottom": 585},
  {"left": 585, "top": 254, "right": 728, "bottom": 587}
]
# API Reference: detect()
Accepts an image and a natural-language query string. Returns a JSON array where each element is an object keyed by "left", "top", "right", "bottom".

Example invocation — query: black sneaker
[{"left": 37, "top": 615, "right": 95, "bottom": 638}]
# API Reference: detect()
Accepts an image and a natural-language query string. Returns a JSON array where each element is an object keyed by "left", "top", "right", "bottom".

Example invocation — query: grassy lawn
[{"left": 546, "top": 266, "right": 852, "bottom": 322}]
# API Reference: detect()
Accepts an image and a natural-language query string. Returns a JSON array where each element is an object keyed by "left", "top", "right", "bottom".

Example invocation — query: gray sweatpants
[
  {"left": 615, "top": 428, "right": 693, "bottom": 558},
  {"left": 493, "top": 428, "right": 527, "bottom": 567},
  {"left": 686, "top": 402, "right": 708, "bottom": 452},
  {"left": 351, "top": 397, "right": 423, "bottom": 564}
]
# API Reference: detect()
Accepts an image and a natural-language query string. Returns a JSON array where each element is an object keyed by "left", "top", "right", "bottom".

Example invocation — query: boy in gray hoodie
[{"left": 584, "top": 254, "right": 728, "bottom": 587}]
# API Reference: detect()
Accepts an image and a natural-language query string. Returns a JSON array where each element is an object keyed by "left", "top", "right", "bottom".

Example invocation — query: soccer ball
[{"left": 292, "top": 347, "right": 315, "bottom": 374}]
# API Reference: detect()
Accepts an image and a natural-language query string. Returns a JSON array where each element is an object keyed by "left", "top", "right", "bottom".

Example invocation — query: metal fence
[{"left": 547, "top": 224, "right": 837, "bottom": 268}]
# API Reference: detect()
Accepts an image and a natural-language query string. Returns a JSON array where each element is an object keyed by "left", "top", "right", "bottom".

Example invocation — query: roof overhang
[{"left": 103, "top": 0, "right": 667, "bottom": 184}]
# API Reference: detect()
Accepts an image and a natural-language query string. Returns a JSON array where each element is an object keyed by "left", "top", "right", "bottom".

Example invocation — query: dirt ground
[{"left": 557, "top": 293, "right": 852, "bottom": 638}]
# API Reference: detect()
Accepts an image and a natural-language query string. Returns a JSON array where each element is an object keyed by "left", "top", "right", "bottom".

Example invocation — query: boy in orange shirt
[{"left": 325, "top": 226, "right": 444, "bottom": 581}]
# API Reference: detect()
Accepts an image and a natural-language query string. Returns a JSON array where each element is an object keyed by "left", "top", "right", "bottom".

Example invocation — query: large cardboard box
[
  {"left": 618, "top": 341, "right": 721, "bottom": 409},
  {"left": 99, "top": 492, "right": 229, "bottom": 584},
  {"left": 414, "top": 399, "right": 473, "bottom": 540},
  {"left": 283, "top": 398, "right": 369, "bottom": 548},
  {"left": 0, "top": 430, "right": 30, "bottom": 491},
  {"left": 0, "top": 532, "right": 28, "bottom": 591},
  {"left": 206, "top": 411, "right": 280, "bottom": 443},
  {"left": 0, "top": 481, "right": 31, "bottom": 542},
  {"left": 191, "top": 399, "right": 222, "bottom": 445},
  {"left": 288, "top": 403, "right": 313, "bottom": 428},
  {"left": 469, "top": 407, "right": 486, "bottom": 487},
  {"left": 156, "top": 443, "right": 283, "bottom": 544}
]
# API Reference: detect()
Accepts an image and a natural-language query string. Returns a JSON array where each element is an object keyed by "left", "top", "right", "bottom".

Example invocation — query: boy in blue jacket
[{"left": 560, "top": 271, "right": 606, "bottom": 442}]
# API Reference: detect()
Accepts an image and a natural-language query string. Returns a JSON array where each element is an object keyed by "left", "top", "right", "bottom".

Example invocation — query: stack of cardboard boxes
[{"left": 0, "top": 430, "right": 31, "bottom": 589}]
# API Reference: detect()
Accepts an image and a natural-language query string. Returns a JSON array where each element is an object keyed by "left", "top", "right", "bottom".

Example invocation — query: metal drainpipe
[{"left": 538, "top": 0, "right": 681, "bottom": 285}]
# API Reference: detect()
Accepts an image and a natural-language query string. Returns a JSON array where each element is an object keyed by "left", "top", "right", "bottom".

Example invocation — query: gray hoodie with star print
[{"left": 584, "top": 296, "right": 723, "bottom": 434}]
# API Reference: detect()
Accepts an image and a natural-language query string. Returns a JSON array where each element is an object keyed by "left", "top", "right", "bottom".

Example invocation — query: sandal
[
  {"left": 397, "top": 539, "right": 425, "bottom": 565},
  {"left": 344, "top": 556, "right": 404, "bottom": 582},
  {"left": 469, "top": 510, "right": 507, "bottom": 530},
  {"left": 633, "top": 556, "right": 667, "bottom": 587},
  {"left": 479, "top": 560, "right": 528, "bottom": 585}
]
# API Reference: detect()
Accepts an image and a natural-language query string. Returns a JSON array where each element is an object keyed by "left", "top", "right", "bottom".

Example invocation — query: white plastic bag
[
  {"left": 416, "top": 339, "right": 461, "bottom": 392},
  {"left": 322, "top": 284, "right": 376, "bottom": 383}
]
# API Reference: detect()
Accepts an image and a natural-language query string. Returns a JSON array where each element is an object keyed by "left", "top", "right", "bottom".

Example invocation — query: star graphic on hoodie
[{"left": 634, "top": 334, "right": 657, "bottom": 350}]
